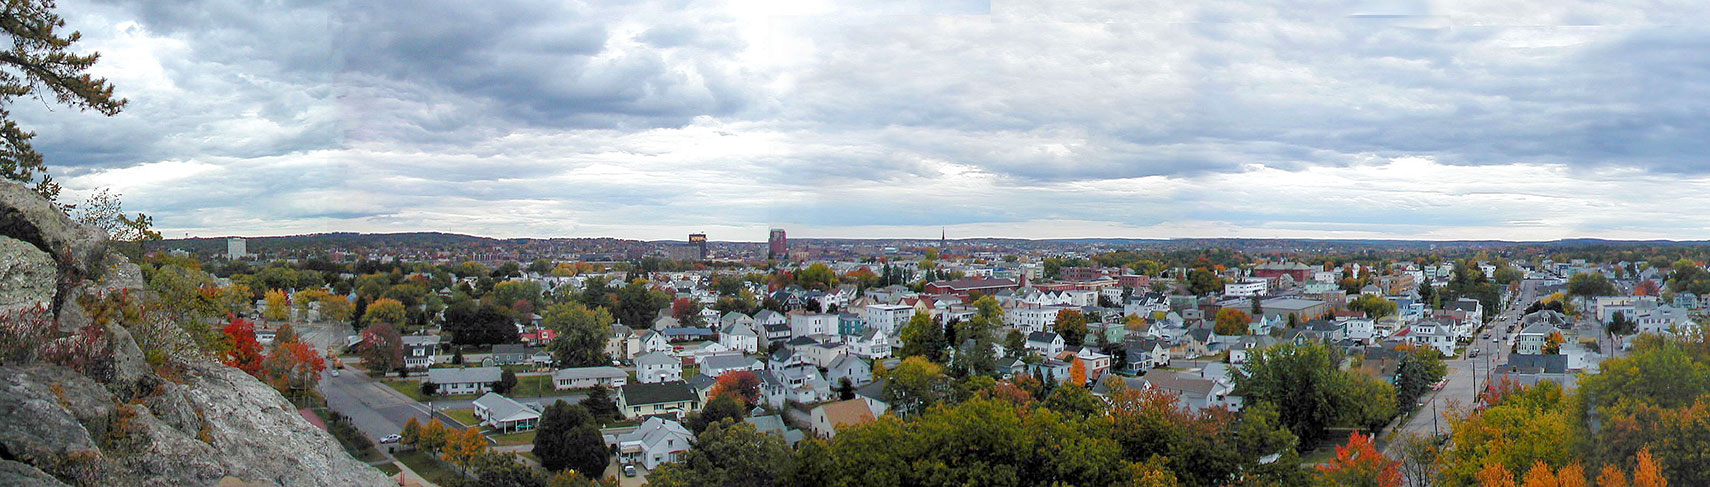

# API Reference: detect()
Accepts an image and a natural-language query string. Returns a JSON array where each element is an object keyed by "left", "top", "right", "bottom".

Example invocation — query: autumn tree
[
  {"left": 263, "top": 289, "right": 290, "bottom": 322},
  {"left": 441, "top": 427, "right": 490, "bottom": 473},
  {"left": 1213, "top": 308, "right": 1249, "bottom": 336},
  {"left": 1520, "top": 461, "right": 1557, "bottom": 487},
  {"left": 1069, "top": 357, "right": 1088, "bottom": 386},
  {"left": 362, "top": 297, "right": 406, "bottom": 328},
  {"left": 1315, "top": 431, "right": 1401, "bottom": 487},
  {"left": 709, "top": 370, "right": 761, "bottom": 406},
  {"left": 1544, "top": 331, "right": 1565, "bottom": 355},
  {"left": 1633, "top": 448, "right": 1666, "bottom": 487},
  {"left": 0, "top": 0, "right": 127, "bottom": 203},
  {"left": 262, "top": 325, "right": 326, "bottom": 393},
  {"left": 221, "top": 316, "right": 265, "bottom": 375},
  {"left": 883, "top": 356, "right": 950, "bottom": 416},
  {"left": 1476, "top": 462, "right": 1516, "bottom": 487},
  {"left": 356, "top": 321, "right": 404, "bottom": 373},
  {"left": 1053, "top": 308, "right": 1089, "bottom": 347}
]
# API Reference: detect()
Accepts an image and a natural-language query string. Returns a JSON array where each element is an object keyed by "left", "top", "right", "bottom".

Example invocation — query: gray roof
[
  {"left": 473, "top": 393, "right": 539, "bottom": 422},
  {"left": 426, "top": 366, "right": 502, "bottom": 385},
  {"left": 552, "top": 366, "right": 626, "bottom": 381},
  {"left": 686, "top": 373, "right": 718, "bottom": 391},
  {"left": 700, "top": 354, "right": 760, "bottom": 373},
  {"left": 1028, "top": 331, "right": 1059, "bottom": 343},
  {"left": 402, "top": 335, "right": 440, "bottom": 347},
  {"left": 636, "top": 351, "right": 677, "bottom": 368},
  {"left": 1505, "top": 353, "right": 1569, "bottom": 374}
]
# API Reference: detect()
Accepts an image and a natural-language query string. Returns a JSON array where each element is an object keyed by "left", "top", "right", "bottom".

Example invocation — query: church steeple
[{"left": 940, "top": 227, "right": 946, "bottom": 248}]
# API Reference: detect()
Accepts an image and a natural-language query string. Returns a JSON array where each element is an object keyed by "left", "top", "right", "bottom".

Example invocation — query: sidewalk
[{"left": 391, "top": 460, "right": 439, "bottom": 487}]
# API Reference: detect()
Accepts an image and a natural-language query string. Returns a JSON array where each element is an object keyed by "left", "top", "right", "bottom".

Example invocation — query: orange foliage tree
[
  {"left": 1477, "top": 462, "right": 1516, "bottom": 487},
  {"left": 1069, "top": 357, "right": 1088, "bottom": 386},
  {"left": 1633, "top": 448, "right": 1666, "bottom": 487},
  {"left": 1315, "top": 431, "right": 1401, "bottom": 487},
  {"left": 708, "top": 370, "right": 761, "bottom": 406},
  {"left": 1521, "top": 461, "right": 1557, "bottom": 487}
]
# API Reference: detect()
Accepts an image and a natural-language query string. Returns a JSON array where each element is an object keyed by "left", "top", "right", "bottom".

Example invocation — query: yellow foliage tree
[
  {"left": 263, "top": 289, "right": 290, "bottom": 322},
  {"left": 363, "top": 297, "right": 407, "bottom": 327},
  {"left": 441, "top": 427, "right": 488, "bottom": 473}
]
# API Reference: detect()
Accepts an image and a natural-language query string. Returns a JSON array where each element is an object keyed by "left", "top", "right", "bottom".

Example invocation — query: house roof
[
  {"left": 621, "top": 381, "right": 698, "bottom": 406},
  {"left": 1027, "top": 331, "right": 1060, "bottom": 343},
  {"left": 1141, "top": 370, "right": 1217, "bottom": 397},
  {"left": 473, "top": 393, "right": 540, "bottom": 423},
  {"left": 426, "top": 366, "right": 502, "bottom": 385},
  {"left": 686, "top": 373, "right": 718, "bottom": 391},
  {"left": 401, "top": 335, "right": 441, "bottom": 347},
  {"left": 1505, "top": 353, "right": 1569, "bottom": 374},
  {"left": 636, "top": 351, "right": 677, "bottom": 368},
  {"left": 552, "top": 366, "right": 626, "bottom": 381},
  {"left": 700, "top": 354, "right": 760, "bottom": 372},
  {"left": 492, "top": 343, "right": 535, "bottom": 356},
  {"left": 815, "top": 399, "right": 876, "bottom": 431}
]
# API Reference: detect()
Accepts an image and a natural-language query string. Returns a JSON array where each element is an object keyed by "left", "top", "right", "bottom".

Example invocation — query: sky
[{"left": 21, "top": 0, "right": 1710, "bottom": 242}]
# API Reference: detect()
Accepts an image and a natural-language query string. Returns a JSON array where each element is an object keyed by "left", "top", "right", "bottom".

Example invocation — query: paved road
[
  {"left": 322, "top": 365, "right": 435, "bottom": 446},
  {"left": 1386, "top": 280, "right": 1535, "bottom": 452}
]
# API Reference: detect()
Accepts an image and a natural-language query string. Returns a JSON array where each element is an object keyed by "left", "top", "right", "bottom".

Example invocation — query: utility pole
[{"left": 1432, "top": 400, "right": 1440, "bottom": 436}]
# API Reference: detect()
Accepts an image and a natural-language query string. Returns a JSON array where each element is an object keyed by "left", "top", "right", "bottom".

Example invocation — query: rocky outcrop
[{"left": 0, "top": 181, "right": 391, "bottom": 487}]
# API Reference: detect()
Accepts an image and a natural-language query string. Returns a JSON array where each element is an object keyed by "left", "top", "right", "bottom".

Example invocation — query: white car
[{"left": 378, "top": 434, "right": 402, "bottom": 444}]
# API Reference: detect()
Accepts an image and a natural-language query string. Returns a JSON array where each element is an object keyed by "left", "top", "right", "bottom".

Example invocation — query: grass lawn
[
  {"left": 443, "top": 408, "right": 479, "bottom": 427},
  {"left": 490, "top": 429, "right": 538, "bottom": 446},
  {"left": 374, "top": 462, "right": 401, "bottom": 476},
  {"left": 386, "top": 380, "right": 428, "bottom": 402},
  {"left": 507, "top": 374, "right": 557, "bottom": 398},
  {"left": 395, "top": 450, "right": 464, "bottom": 486}
]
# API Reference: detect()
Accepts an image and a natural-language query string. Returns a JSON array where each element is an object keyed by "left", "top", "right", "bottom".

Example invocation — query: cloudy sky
[{"left": 22, "top": 0, "right": 1710, "bottom": 242}]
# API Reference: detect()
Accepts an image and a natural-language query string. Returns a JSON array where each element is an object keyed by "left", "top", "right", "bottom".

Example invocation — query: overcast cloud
[{"left": 21, "top": 0, "right": 1710, "bottom": 241}]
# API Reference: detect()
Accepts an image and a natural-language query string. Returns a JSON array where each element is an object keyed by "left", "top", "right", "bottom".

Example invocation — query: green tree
[
  {"left": 1054, "top": 309, "right": 1090, "bottom": 348},
  {"left": 883, "top": 356, "right": 950, "bottom": 416},
  {"left": 544, "top": 303, "right": 613, "bottom": 367},
  {"left": 686, "top": 394, "right": 746, "bottom": 435},
  {"left": 1233, "top": 342, "right": 1379, "bottom": 445},
  {"left": 533, "top": 401, "right": 609, "bottom": 475},
  {"left": 898, "top": 312, "right": 947, "bottom": 362},
  {"left": 1567, "top": 272, "right": 1617, "bottom": 300},
  {"left": 0, "top": 0, "right": 126, "bottom": 203},
  {"left": 1349, "top": 294, "right": 1398, "bottom": 318},
  {"left": 648, "top": 420, "right": 795, "bottom": 487},
  {"left": 614, "top": 279, "right": 670, "bottom": 327},
  {"left": 579, "top": 385, "right": 620, "bottom": 423},
  {"left": 495, "top": 370, "right": 518, "bottom": 394}
]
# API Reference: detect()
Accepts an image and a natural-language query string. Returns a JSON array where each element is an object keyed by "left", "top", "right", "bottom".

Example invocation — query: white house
[
  {"left": 797, "top": 342, "right": 848, "bottom": 368},
  {"left": 1398, "top": 320, "right": 1457, "bottom": 357},
  {"left": 610, "top": 417, "right": 693, "bottom": 470},
  {"left": 1223, "top": 278, "right": 1268, "bottom": 297},
  {"left": 1026, "top": 331, "right": 1065, "bottom": 358},
  {"left": 401, "top": 335, "right": 441, "bottom": 370},
  {"left": 636, "top": 351, "right": 683, "bottom": 383},
  {"left": 471, "top": 393, "right": 540, "bottom": 433},
  {"left": 1006, "top": 305, "right": 1068, "bottom": 334},
  {"left": 847, "top": 328, "right": 891, "bottom": 359},
  {"left": 719, "top": 322, "right": 760, "bottom": 354},
  {"left": 425, "top": 367, "right": 501, "bottom": 395},
  {"left": 552, "top": 366, "right": 628, "bottom": 390},
  {"left": 638, "top": 330, "right": 671, "bottom": 355},
  {"left": 1073, "top": 346, "right": 1111, "bottom": 384},
  {"left": 861, "top": 304, "right": 915, "bottom": 336},
  {"left": 788, "top": 313, "right": 837, "bottom": 338}
]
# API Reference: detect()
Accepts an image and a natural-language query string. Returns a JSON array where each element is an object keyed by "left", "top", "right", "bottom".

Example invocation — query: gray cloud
[{"left": 21, "top": 0, "right": 1710, "bottom": 241}]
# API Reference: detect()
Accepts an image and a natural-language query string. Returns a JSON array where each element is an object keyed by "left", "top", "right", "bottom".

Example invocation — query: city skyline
[{"left": 25, "top": 1, "right": 1710, "bottom": 241}]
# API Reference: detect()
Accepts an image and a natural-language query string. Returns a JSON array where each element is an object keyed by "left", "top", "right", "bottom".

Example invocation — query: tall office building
[
  {"left": 227, "top": 237, "right": 246, "bottom": 260},
  {"left": 689, "top": 233, "right": 708, "bottom": 259},
  {"left": 768, "top": 228, "right": 787, "bottom": 260}
]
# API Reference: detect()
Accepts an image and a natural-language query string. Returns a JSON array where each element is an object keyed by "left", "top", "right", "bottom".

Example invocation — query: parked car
[
  {"left": 331, "top": 369, "right": 340, "bottom": 377},
  {"left": 1469, "top": 349, "right": 1481, "bottom": 358},
  {"left": 623, "top": 465, "right": 637, "bottom": 477},
  {"left": 379, "top": 434, "right": 401, "bottom": 444}
]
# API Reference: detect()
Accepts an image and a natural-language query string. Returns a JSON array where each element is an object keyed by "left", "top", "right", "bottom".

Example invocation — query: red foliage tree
[
  {"left": 709, "top": 370, "right": 762, "bottom": 405},
  {"left": 1316, "top": 431, "right": 1402, "bottom": 487},
  {"left": 222, "top": 316, "right": 265, "bottom": 376}
]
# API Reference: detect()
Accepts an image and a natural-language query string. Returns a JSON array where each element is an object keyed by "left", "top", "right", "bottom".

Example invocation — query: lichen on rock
[{"left": 0, "top": 181, "right": 391, "bottom": 486}]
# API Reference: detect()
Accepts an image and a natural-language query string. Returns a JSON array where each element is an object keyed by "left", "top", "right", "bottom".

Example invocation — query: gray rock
[
  {"left": 0, "top": 236, "right": 55, "bottom": 313},
  {"left": 0, "top": 180, "right": 109, "bottom": 280},
  {"left": 0, "top": 459, "right": 70, "bottom": 487}
]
